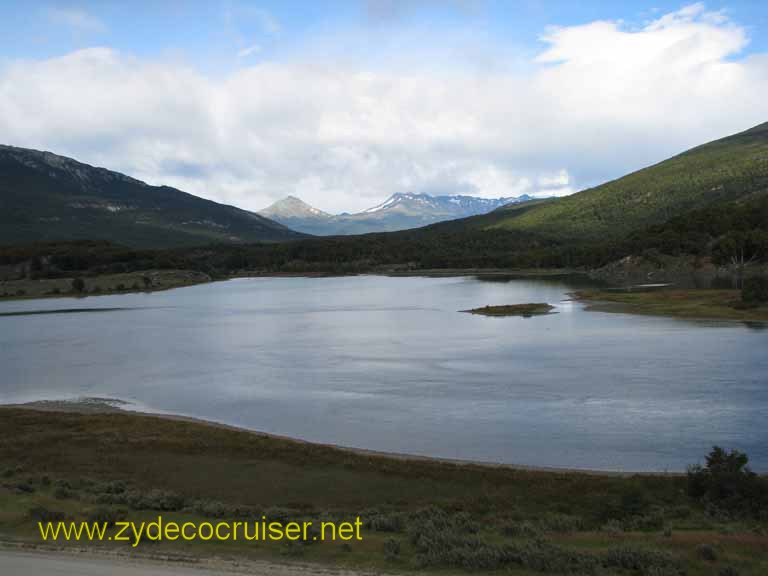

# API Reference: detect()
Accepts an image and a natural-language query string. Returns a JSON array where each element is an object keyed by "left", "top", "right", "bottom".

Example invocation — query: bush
[
  {"left": 538, "top": 513, "right": 585, "bottom": 533},
  {"left": 87, "top": 506, "right": 127, "bottom": 526},
  {"left": 54, "top": 486, "right": 76, "bottom": 499},
  {"left": 742, "top": 276, "right": 768, "bottom": 305},
  {"left": 193, "top": 499, "right": 228, "bottom": 518},
  {"left": 71, "top": 277, "right": 85, "bottom": 293},
  {"left": 368, "top": 512, "right": 404, "bottom": 533},
  {"left": 28, "top": 506, "right": 66, "bottom": 522},
  {"left": 602, "top": 545, "right": 679, "bottom": 572},
  {"left": 697, "top": 543, "right": 718, "bottom": 562},
  {"left": 383, "top": 537, "right": 401, "bottom": 560},
  {"left": 501, "top": 521, "right": 541, "bottom": 538},
  {"left": 688, "top": 447, "right": 767, "bottom": 517},
  {"left": 118, "top": 488, "right": 185, "bottom": 511}
]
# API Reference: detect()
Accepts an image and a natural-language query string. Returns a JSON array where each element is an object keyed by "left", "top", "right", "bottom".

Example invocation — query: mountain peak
[{"left": 259, "top": 196, "right": 331, "bottom": 219}]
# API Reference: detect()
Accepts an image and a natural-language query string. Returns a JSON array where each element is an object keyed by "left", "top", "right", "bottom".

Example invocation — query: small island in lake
[{"left": 462, "top": 303, "right": 555, "bottom": 317}]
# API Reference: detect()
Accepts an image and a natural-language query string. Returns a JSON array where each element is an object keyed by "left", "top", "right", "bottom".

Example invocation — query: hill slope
[
  {"left": 0, "top": 145, "right": 304, "bottom": 248},
  {"left": 487, "top": 122, "right": 768, "bottom": 240}
]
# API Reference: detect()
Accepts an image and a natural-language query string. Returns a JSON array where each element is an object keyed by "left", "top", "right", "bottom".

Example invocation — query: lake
[{"left": 1, "top": 275, "right": 767, "bottom": 472}]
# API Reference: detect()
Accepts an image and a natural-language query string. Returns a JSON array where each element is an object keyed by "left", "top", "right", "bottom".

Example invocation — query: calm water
[{"left": 1, "top": 275, "right": 767, "bottom": 472}]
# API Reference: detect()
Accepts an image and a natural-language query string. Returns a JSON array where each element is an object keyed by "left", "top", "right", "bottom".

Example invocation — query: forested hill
[
  {"left": 482, "top": 122, "right": 768, "bottom": 241},
  {"left": 0, "top": 145, "right": 305, "bottom": 248}
]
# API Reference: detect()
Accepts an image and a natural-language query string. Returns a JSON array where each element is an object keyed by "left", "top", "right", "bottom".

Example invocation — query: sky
[{"left": 1, "top": 1, "right": 768, "bottom": 213}]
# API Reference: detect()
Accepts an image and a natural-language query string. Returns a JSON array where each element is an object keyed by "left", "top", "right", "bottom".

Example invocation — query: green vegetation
[
  {"left": 0, "top": 145, "right": 303, "bottom": 248},
  {"left": 742, "top": 277, "right": 768, "bottom": 305},
  {"left": 687, "top": 447, "right": 768, "bottom": 518},
  {"left": 0, "top": 408, "right": 766, "bottom": 573},
  {"left": 572, "top": 289, "right": 768, "bottom": 322},
  {"left": 462, "top": 303, "right": 555, "bottom": 317},
  {"left": 487, "top": 122, "right": 768, "bottom": 241},
  {"left": 0, "top": 264, "right": 210, "bottom": 300}
]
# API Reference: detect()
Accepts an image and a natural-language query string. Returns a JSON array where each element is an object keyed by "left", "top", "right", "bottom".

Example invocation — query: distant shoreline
[{"left": 0, "top": 267, "right": 583, "bottom": 302}]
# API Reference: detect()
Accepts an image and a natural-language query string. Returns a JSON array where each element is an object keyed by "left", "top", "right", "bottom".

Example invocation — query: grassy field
[
  {"left": 0, "top": 269, "right": 210, "bottom": 300},
  {"left": 461, "top": 303, "right": 555, "bottom": 317},
  {"left": 0, "top": 407, "right": 766, "bottom": 574},
  {"left": 573, "top": 289, "right": 768, "bottom": 322}
]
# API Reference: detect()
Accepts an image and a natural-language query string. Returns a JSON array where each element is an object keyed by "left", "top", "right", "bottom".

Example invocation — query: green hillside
[
  {"left": 488, "top": 122, "right": 768, "bottom": 240},
  {"left": 0, "top": 145, "right": 305, "bottom": 248}
]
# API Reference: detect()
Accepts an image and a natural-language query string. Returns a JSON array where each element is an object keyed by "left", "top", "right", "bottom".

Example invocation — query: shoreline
[
  {"left": 2, "top": 399, "right": 681, "bottom": 477},
  {"left": 571, "top": 289, "right": 768, "bottom": 323},
  {"left": 0, "top": 267, "right": 584, "bottom": 303}
]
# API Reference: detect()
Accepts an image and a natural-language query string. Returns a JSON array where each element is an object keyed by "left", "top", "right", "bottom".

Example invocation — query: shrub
[
  {"left": 87, "top": 506, "right": 127, "bottom": 526},
  {"left": 697, "top": 543, "right": 718, "bottom": 562},
  {"left": 28, "top": 506, "right": 66, "bottom": 522},
  {"left": 742, "top": 276, "right": 768, "bottom": 305},
  {"left": 538, "top": 513, "right": 585, "bottom": 533},
  {"left": 193, "top": 499, "right": 228, "bottom": 518},
  {"left": 696, "top": 544, "right": 719, "bottom": 562},
  {"left": 369, "top": 512, "right": 404, "bottom": 533},
  {"left": 602, "top": 545, "right": 679, "bottom": 572},
  {"left": 383, "top": 537, "right": 401, "bottom": 560},
  {"left": 688, "top": 447, "right": 767, "bottom": 517},
  {"left": 71, "top": 277, "right": 85, "bottom": 293},
  {"left": 600, "top": 519, "right": 624, "bottom": 534},
  {"left": 501, "top": 521, "right": 541, "bottom": 538},
  {"left": 263, "top": 506, "right": 297, "bottom": 523},
  {"left": 54, "top": 486, "right": 76, "bottom": 500},
  {"left": 15, "top": 482, "right": 34, "bottom": 493},
  {"left": 719, "top": 567, "right": 740, "bottom": 576},
  {"left": 122, "top": 488, "right": 185, "bottom": 511}
]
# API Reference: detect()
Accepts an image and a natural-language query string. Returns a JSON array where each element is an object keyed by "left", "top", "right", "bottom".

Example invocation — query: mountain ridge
[
  {"left": 258, "top": 191, "right": 540, "bottom": 235},
  {"left": 0, "top": 145, "right": 304, "bottom": 248},
  {"left": 481, "top": 121, "right": 768, "bottom": 240}
]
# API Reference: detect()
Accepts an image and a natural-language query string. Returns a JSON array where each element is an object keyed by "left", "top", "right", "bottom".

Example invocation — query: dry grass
[{"left": 0, "top": 408, "right": 766, "bottom": 573}]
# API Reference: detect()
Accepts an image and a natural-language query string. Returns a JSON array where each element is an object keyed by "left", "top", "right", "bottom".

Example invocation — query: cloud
[
  {"left": 237, "top": 44, "right": 261, "bottom": 58},
  {"left": 2, "top": 5, "right": 768, "bottom": 214},
  {"left": 46, "top": 7, "right": 105, "bottom": 34}
]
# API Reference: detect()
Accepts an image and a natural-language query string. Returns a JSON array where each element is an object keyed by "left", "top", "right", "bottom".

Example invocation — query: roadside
[{"left": 0, "top": 545, "right": 384, "bottom": 576}]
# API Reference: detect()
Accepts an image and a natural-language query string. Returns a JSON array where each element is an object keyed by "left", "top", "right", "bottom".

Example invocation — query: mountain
[
  {"left": 482, "top": 122, "right": 768, "bottom": 241},
  {"left": 0, "top": 145, "right": 304, "bottom": 248},
  {"left": 258, "top": 192, "right": 539, "bottom": 235},
  {"left": 260, "top": 195, "right": 332, "bottom": 220}
]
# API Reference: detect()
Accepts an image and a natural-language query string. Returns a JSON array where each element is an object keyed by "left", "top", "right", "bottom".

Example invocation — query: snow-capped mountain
[
  {"left": 361, "top": 192, "right": 534, "bottom": 217},
  {"left": 258, "top": 192, "right": 539, "bottom": 236}
]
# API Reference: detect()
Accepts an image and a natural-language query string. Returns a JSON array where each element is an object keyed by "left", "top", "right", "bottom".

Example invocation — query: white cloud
[
  {"left": 2, "top": 5, "right": 768, "bottom": 214},
  {"left": 237, "top": 44, "right": 262, "bottom": 58},
  {"left": 46, "top": 7, "right": 105, "bottom": 34}
]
